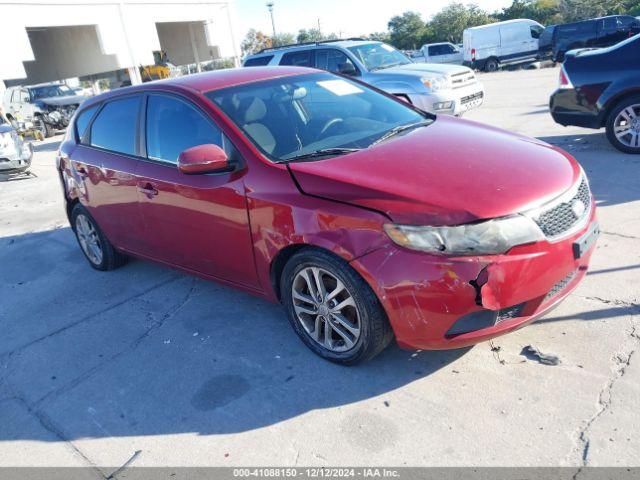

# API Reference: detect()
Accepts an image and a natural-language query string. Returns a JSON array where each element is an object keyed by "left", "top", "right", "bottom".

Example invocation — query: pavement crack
[
  {"left": 575, "top": 295, "right": 639, "bottom": 310},
  {"left": 570, "top": 317, "right": 639, "bottom": 466},
  {"left": 0, "top": 275, "right": 181, "bottom": 361},
  {"left": 31, "top": 278, "right": 199, "bottom": 407},
  {"left": 600, "top": 230, "right": 640, "bottom": 240},
  {"left": 10, "top": 392, "right": 106, "bottom": 478}
]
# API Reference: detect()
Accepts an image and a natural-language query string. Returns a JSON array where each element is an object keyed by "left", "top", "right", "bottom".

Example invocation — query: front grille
[
  {"left": 544, "top": 270, "right": 577, "bottom": 301},
  {"left": 451, "top": 71, "right": 477, "bottom": 89},
  {"left": 461, "top": 92, "right": 483, "bottom": 104},
  {"left": 534, "top": 178, "right": 591, "bottom": 237}
]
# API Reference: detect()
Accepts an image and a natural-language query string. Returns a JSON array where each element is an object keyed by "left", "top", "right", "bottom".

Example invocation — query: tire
[
  {"left": 605, "top": 95, "right": 640, "bottom": 154},
  {"left": 281, "top": 248, "right": 393, "bottom": 365},
  {"left": 34, "top": 114, "right": 54, "bottom": 138},
  {"left": 70, "top": 203, "right": 127, "bottom": 271},
  {"left": 484, "top": 57, "right": 499, "bottom": 72}
]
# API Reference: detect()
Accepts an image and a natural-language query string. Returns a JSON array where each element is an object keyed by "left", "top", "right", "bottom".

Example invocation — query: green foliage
[
  {"left": 428, "top": 3, "right": 497, "bottom": 42},
  {"left": 241, "top": 29, "right": 272, "bottom": 56},
  {"left": 272, "top": 32, "right": 296, "bottom": 47},
  {"left": 388, "top": 11, "right": 428, "bottom": 50}
]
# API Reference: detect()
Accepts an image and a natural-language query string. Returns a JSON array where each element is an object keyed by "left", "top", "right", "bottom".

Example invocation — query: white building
[{"left": 0, "top": 0, "right": 240, "bottom": 92}]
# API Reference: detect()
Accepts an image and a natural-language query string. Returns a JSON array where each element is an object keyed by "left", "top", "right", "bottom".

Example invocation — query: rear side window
[
  {"left": 280, "top": 50, "right": 313, "bottom": 66},
  {"left": 90, "top": 96, "right": 141, "bottom": 155},
  {"left": 145, "top": 94, "right": 223, "bottom": 164},
  {"left": 75, "top": 105, "right": 99, "bottom": 141},
  {"left": 244, "top": 55, "right": 273, "bottom": 66}
]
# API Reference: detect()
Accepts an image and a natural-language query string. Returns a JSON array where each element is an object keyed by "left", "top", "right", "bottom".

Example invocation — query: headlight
[
  {"left": 421, "top": 76, "right": 451, "bottom": 92},
  {"left": 384, "top": 216, "right": 545, "bottom": 256}
]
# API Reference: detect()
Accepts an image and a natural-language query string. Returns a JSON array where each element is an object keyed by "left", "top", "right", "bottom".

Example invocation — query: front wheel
[
  {"left": 606, "top": 95, "right": 640, "bottom": 154},
  {"left": 281, "top": 249, "right": 393, "bottom": 365},
  {"left": 34, "top": 115, "right": 54, "bottom": 138}
]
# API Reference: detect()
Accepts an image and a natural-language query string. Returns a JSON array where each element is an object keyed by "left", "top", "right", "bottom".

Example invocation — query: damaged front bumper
[{"left": 350, "top": 208, "right": 598, "bottom": 350}]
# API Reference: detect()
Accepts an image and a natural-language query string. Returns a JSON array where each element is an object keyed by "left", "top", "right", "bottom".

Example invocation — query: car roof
[
  {"left": 81, "top": 66, "right": 317, "bottom": 106},
  {"left": 246, "top": 39, "right": 379, "bottom": 58},
  {"left": 466, "top": 19, "right": 538, "bottom": 31}
]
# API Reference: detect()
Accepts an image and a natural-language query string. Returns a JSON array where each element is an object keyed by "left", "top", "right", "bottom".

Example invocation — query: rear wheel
[
  {"left": 281, "top": 248, "right": 393, "bottom": 364},
  {"left": 71, "top": 203, "right": 127, "bottom": 270},
  {"left": 484, "top": 57, "right": 499, "bottom": 72},
  {"left": 606, "top": 95, "right": 640, "bottom": 154}
]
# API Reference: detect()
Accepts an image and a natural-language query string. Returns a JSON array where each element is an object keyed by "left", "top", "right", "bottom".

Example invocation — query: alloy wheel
[
  {"left": 291, "top": 267, "right": 361, "bottom": 352},
  {"left": 613, "top": 104, "right": 640, "bottom": 148},
  {"left": 75, "top": 214, "right": 103, "bottom": 265}
]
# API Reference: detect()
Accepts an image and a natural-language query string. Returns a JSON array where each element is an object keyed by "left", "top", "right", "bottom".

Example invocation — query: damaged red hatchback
[{"left": 57, "top": 67, "right": 598, "bottom": 364}]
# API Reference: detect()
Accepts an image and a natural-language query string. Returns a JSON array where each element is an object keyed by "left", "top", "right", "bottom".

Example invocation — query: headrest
[{"left": 240, "top": 97, "right": 267, "bottom": 124}]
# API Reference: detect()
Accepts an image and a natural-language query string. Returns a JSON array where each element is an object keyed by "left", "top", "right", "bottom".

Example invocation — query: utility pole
[
  {"left": 317, "top": 18, "right": 321, "bottom": 37},
  {"left": 266, "top": 2, "right": 276, "bottom": 39}
]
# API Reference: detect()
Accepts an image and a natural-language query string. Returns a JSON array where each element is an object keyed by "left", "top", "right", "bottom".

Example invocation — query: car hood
[
  {"left": 381, "top": 62, "right": 472, "bottom": 78},
  {"left": 288, "top": 116, "right": 581, "bottom": 225},
  {"left": 38, "top": 95, "right": 86, "bottom": 107}
]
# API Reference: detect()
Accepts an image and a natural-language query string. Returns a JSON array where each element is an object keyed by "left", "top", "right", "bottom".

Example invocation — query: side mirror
[
  {"left": 178, "top": 144, "right": 230, "bottom": 175},
  {"left": 338, "top": 63, "right": 358, "bottom": 76}
]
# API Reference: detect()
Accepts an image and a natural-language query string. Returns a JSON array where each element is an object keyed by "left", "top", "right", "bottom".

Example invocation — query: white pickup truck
[{"left": 415, "top": 42, "right": 464, "bottom": 65}]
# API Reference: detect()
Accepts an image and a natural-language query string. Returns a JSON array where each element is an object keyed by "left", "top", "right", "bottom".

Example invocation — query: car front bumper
[
  {"left": 350, "top": 207, "right": 598, "bottom": 350},
  {"left": 409, "top": 83, "right": 485, "bottom": 115},
  {"left": 0, "top": 141, "right": 33, "bottom": 172}
]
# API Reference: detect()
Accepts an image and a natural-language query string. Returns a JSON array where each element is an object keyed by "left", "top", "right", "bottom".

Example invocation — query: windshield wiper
[
  {"left": 370, "top": 120, "right": 431, "bottom": 147},
  {"left": 282, "top": 147, "right": 362, "bottom": 163}
]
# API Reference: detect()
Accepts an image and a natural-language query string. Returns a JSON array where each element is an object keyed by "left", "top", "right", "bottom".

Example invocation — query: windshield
[
  {"left": 206, "top": 73, "right": 430, "bottom": 162},
  {"left": 347, "top": 43, "right": 412, "bottom": 71},
  {"left": 30, "top": 85, "right": 74, "bottom": 100}
]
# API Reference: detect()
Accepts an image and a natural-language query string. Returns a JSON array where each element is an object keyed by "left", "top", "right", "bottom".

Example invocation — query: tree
[
  {"left": 241, "top": 29, "right": 272, "bottom": 56},
  {"left": 498, "top": 0, "right": 562, "bottom": 25},
  {"left": 388, "top": 11, "right": 428, "bottom": 50},
  {"left": 429, "top": 3, "right": 496, "bottom": 43},
  {"left": 366, "top": 31, "right": 391, "bottom": 43},
  {"left": 296, "top": 29, "right": 339, "bottom": 43},
  {"left": 272, "top": 32, "right": 296, "bottom": 47}
]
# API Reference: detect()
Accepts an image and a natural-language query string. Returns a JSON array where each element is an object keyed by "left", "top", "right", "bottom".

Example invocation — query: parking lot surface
[{"left": 1, "top": 67, "right": 639, "bottom": 470}]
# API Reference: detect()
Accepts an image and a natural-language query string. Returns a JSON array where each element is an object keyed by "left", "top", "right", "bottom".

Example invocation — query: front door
[{"left": 136, "top": 93, "right": 259, "bottom": 288}]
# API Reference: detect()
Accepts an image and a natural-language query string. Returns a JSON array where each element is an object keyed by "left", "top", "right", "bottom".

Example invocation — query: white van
[{"left": 463, "top": 19, "right": 544, "bottom": 72}]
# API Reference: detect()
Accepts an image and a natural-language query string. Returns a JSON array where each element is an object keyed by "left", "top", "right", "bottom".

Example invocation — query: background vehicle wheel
[
  {"left": 606, "top": 95, "right": 640, "bottom": 154},
  {"left": 71, "top": 203, "right": 127, "bottom": 271},
  {"left": 34, "top": 115, "right": 53, "bottom": 138},
  {"left": 281, "top": 248, "right": 393, "bottom": 365},
  {"left": 484, "top": 57, "right": 499, "bottom": 72}
]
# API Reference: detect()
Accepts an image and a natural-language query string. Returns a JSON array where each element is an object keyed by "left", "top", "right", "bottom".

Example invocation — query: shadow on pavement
[
  {"left": 0, "top": 227, "right": 470, "bottom": 440},
  {"left": 538, "top": 132, "right": 640, "bottom": 208}
]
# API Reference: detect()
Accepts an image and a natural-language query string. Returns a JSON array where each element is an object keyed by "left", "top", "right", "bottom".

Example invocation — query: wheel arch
[{"left": 601, "top": 89, "right": 640, "bottom": 128}]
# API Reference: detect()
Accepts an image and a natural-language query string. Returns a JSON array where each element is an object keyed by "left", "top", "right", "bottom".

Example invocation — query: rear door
[
  {"left": 279, "top": 49, "right": 315, "bottom": 67},
  {"left": 135, "top": 92, "right": 258, "bottom": 287},
  {"left": 70, "top": 95, "right": 144, "bottom": 251}
]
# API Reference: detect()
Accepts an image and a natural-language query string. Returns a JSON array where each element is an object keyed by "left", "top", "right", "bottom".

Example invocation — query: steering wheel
[{"left": 318, "top": 118, "right": 345, "bottom": 139}]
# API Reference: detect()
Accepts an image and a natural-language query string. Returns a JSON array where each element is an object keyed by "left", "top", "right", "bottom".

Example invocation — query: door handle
[{"left": 137, "top": 183, "right": 159, "bottom": 198}]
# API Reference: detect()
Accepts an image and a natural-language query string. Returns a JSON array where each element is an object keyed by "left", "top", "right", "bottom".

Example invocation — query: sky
[{"left": 233, "top": 0, "right": 514, "bottom": 39}]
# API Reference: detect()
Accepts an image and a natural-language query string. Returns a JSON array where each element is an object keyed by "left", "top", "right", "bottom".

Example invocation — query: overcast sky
[{"left": 233, "top": 0, "right": 514, "bottom": 39}]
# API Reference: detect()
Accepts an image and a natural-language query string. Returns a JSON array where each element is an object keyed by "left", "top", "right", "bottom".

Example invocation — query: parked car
[
  {"left": 539, "top": 15, "right": 640, "bottom": 62},
  {"left": 57, "top": 67, "right": 598, "bottom": 364},
  {"left": 0, "top": 118, "right": 33, "bottom": 173},
  {"left": 418, "top": 42, "right": 464, "bottom": 65},
  {"left": 243, "top": 39, "right": 484, "bottom": 116},
  {"left": 2, "top": 83, "right": 87, "bottom": 138},
  {"left": 550, "top": 35, "right": 640, "bottom": 154},
  {"left": 463, "top": 19, "right": 545, "bottom": 71}
]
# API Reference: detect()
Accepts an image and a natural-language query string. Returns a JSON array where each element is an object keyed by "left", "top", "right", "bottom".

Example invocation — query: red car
[{"left": 57, "top": 67, "right": 598, "bottom": 364}]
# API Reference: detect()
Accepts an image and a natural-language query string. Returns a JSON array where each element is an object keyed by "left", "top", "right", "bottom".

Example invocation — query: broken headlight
[{"left": 384, "top": 215, "right": 545, "bottom": 256}]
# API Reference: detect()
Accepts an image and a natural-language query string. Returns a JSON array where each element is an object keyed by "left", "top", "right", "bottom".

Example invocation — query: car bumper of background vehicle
[
  {"left": 549, "top": 88, "right": 604, "bottom": 129},
  {"left": 409, "top": 85, "right": 484, "bottom": 116},
  {"left": 350, "top": 208, "right": 597, "bottom": 350}
]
